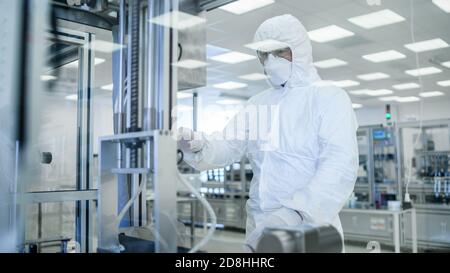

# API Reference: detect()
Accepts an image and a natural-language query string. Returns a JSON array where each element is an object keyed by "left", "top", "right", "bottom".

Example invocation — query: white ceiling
[{"left": 198, "top": 0, "right": 450, "bottom": 108}]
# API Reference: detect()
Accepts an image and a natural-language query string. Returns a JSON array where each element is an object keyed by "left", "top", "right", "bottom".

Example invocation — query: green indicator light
[{"left": 386, "top": 113, "right": 392, "bottom": 120}]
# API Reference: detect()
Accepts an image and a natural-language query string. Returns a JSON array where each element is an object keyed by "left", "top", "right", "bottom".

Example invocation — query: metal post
[
  {"left": 146, "top": 0, "right": 179, "bottom": 252},
  {"left": 368, "top": 128, "right": 376, "bottom": 207},
  {"left": 190, "top": 199, "right": 196, "bottom": 248},
  {"left": 76, "top": 31, "right": 95, "bottom": 254},
  {"left": 393, "top": 123, "right": 403, "bottom": 202},
  {"left": 98, "top": 140, "right": 121, "bottom": 252},
  {"left": 393, "top": 213, "right": 400, "bottom": 253},
  {"left": 113, "top": 0, "right": 129, "bottom": 228},
  {"left": 117, "top": 1, "right": 126, "bottom": 127},
  {"left": 411, "top": 209, "right": 418, "bottom": 253},
  {"left": 193, "top": 92, "right": 198, "bottom": 131}
]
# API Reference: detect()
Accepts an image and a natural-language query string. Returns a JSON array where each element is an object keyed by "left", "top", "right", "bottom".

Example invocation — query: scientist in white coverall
[{"left": 178, "top": 14, "right": 359, "bottom": 252}]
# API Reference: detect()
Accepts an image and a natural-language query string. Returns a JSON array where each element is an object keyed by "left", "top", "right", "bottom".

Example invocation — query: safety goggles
[{"left": 257, "top": 47, "right": 292, "bottom": 64}]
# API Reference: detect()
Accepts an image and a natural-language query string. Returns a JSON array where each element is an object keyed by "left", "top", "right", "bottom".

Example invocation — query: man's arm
[{"left": 182, "top": 110, "right": 249, "bottom": 171}]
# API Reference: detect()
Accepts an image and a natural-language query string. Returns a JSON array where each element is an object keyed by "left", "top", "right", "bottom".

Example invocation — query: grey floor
[{"left": 192, "top": 228, "right": 394, "bottom": 253}]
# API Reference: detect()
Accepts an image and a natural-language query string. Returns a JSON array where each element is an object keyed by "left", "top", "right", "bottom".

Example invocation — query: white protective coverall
[{"left": 183, "top": 14, "right": 359, "bottom": 251}]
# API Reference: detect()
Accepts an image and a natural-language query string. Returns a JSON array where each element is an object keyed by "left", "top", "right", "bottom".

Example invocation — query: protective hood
[{"left": 253, "top": 14, "right": 321, "bottom": 88}]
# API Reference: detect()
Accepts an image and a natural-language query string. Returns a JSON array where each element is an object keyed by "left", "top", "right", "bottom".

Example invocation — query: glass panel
[
  {"left": 25, "top": 201, "right": 76, "bottom": 253},
  {"left": 28, "top": 40, "right": 81, "bottom": 192},
  {"left": 354, "top": 129, "right": 370, "bottom": 204},
  {"left": 401, "top": 124, "right": 450, "bottom": 204},
  {"left": 24, "top": 200, "right": 96, "bottom": 253},
  {"left": 372, "top": 127, "right": 398, "bottom": 208},
  {"left": 357, "top": 129, "right": 370, "bottom": 184}
]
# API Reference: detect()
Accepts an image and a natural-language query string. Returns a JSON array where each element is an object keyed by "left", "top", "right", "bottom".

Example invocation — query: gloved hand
[{"left": 177, "top": 127, "right": 206, "bottom": 154}]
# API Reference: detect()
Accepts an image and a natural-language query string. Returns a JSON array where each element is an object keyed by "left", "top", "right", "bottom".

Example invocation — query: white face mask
[{"left": 264, "top": 54, "right": 292, "bottom": 88}]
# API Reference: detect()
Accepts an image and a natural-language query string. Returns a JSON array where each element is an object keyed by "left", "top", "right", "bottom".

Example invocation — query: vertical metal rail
[
  {"left": 138, "top": 2, "right": 147, "bottom": 227},
  {"left": 193, "top": 92, "right": 198, "bottom": 131},
  {"left": 368, "top": 128, "right": 376, "bottom": 207},
  {"left": 116, "top": 0, "right": 126, "bottom": 135},
  {"left": 394, "top": 123, "right": 403, "bottom": 203},
  {"left": 114, "top": 0, "right": 128, "bottom": 228},
  {"left": 75, "top": 31, "right": 94, "bottom": 253},
  {"left": 146, "top": 0, "right": 178, "bottom": 252}
]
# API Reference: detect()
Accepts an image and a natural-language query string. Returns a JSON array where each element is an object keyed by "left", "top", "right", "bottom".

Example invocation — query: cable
[
  {"left": 176, "top": 167, "right": 217, "bottom": 253},
  {"left": 404, "top": 0, "right": 425, "bottom": 203}
]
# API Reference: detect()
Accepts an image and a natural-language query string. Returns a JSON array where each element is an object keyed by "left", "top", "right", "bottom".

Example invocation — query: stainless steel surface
[
  {"left": 340, "top": 208, "right": 418, "bottom": 252},
  {"left": 402, "top": 204, "right": 450, "bottom": 249},
  {"left": 98, "top": 135, "right": 122, "bottom": 252},
  {"left": 152, "top": 132, "right": 178, "bottom": 252},
  {"left": 177, "top": 1, "right": 206, "bottom": 91},
  {"left": 341, "top": 209, "right": 396, "bottom": 243},
  {"left": 256, "top": 225, "right": 343, "bottom": 253}
]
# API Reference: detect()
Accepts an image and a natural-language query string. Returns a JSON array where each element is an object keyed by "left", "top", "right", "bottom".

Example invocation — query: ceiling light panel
[
  {"left": 357, "top": 72, "right": 390, "bottom": 81},
  {"left": 392, "top": 83, "right": 420, "bottom": 90},
  {"left": 442, "top": 61, "right": 450, "bottom": 68},
  {"left": 209, "top": 51, "right": 256, "bottom": 64},
  {"left": 101, "top": 84, "right": 114, "bottom": 91},
  {"left": 308, "top": 25, "right": 354, "bottom": 43},
  {"left": 85, "top": 40, "right": 123, "bottom": 53},
  {"left": 433, "top": 0, "right": 450, "bottom": 13},
  {"left": 245, "top": 39, "right": 290, "bottom": 52},
  {"left": 396, "top": 96, "right": 420, "bottom": 102},
  {"left": 41, "top": 75, "right": 57, "bottom": 81},
  {"left": 149, "top": 11, "right": 206, "bottom": 30},
  {"left": 362, "top": 50, "right": 406, "bottom": 63},
  {"left": 419, "top": 91, "right": 444, "bottom": 97},
  {"left": 348, "top": 9, "right": 405, "bottom": 29},
  {"left": 313, "top": 58, "right": 348, "bottom": 68},
  {"left": 65, "top": 94, "right": 78, "bottom": 101},
  {"left": 366, "top": 89, "right": 394, "bottom": 96},
  {"left": 218, "top": 0, "right": 274, "bottom": 15},
  {"left": 65, "top": 58, "right": 105, "bottom": 68},
  {"left": 350, "top": 89, "right": 394, "bottom": 96},
  {"left": 333, "top": 80, "right": 360, "bottom": 88},
  {"left": 437, "top": 80, "right": 450, "bottom": 86},
  {"left": 172, "top": 59, "right": 208, "bottom": 69},
  {"left": 405, "top": 67, "right": 442, "bottom": 76},
  {"left": 349, "top": 89, "right": 372, "bottom": 95},
  {"left": 404, "top": 38, "right": 449, "bottom": 52},
  {"left": 213, "top": 81, "right": 248, "bottom": 90}
]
